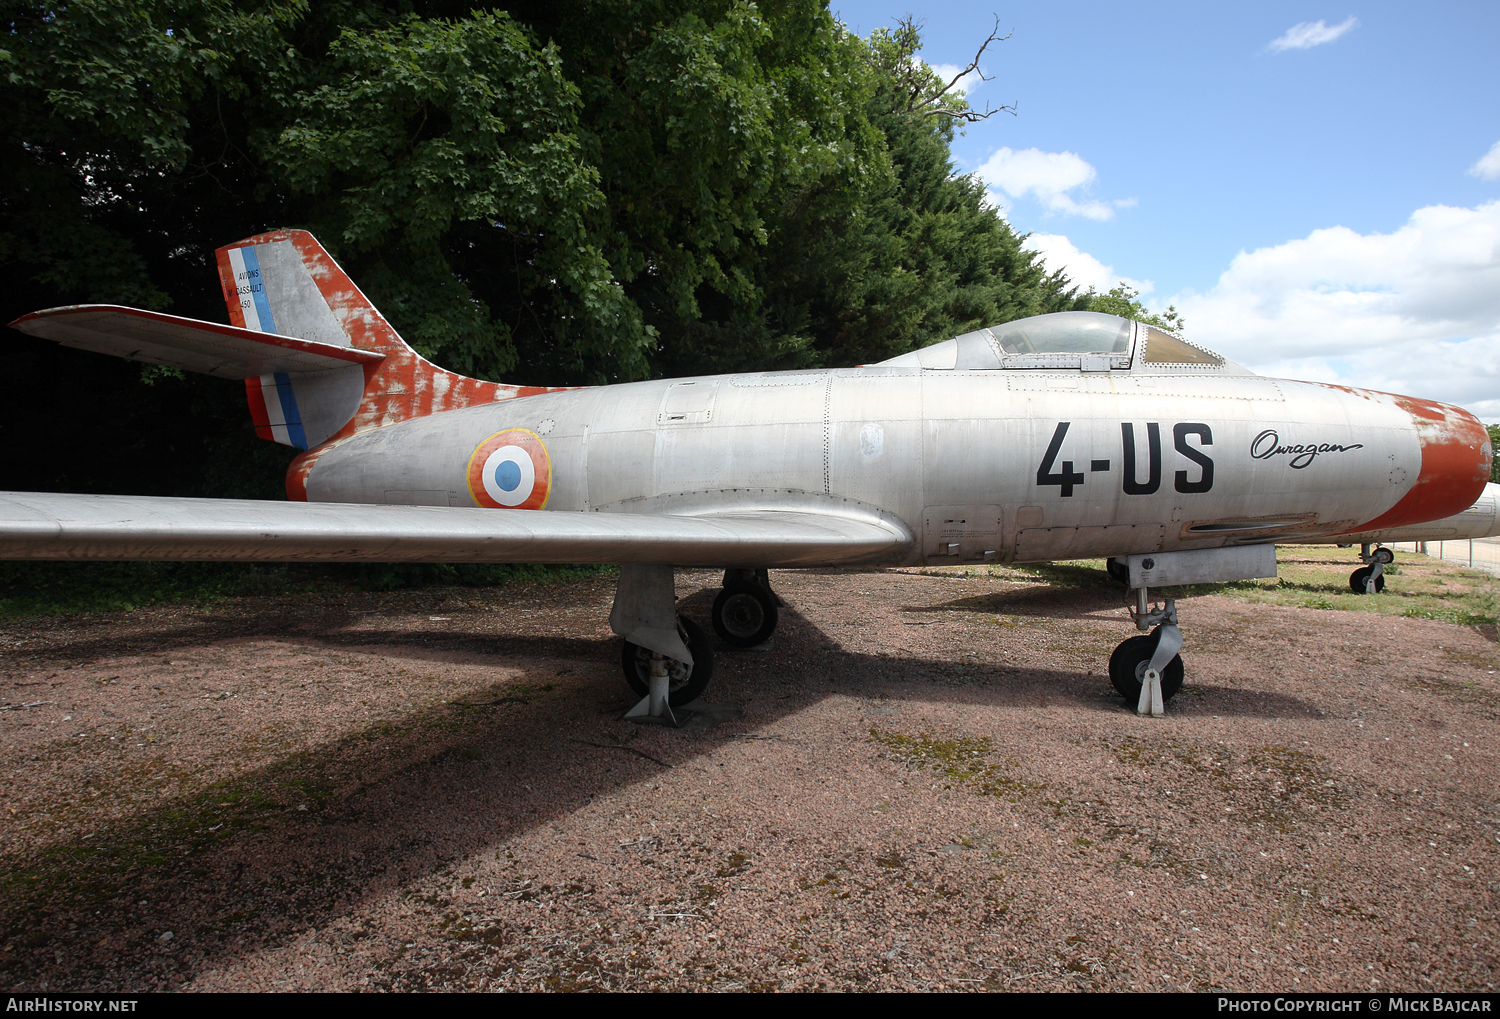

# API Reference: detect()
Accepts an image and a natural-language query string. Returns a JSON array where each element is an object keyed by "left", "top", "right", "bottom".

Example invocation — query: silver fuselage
[{"left": 304, "top": 361, "right": 1473, "bottom": 568}]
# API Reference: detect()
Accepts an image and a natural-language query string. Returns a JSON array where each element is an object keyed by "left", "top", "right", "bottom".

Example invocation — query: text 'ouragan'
[{"left": 1250, "top": 429, "right": 1364, "bottom": 470}]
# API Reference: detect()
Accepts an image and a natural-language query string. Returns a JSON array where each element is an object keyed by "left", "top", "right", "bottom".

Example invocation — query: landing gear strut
[
  {"left": 711, "top": 568, "right": 781, "bottom": 648},
  {"left": 1349, "top": 543, "right": 1392, "bottom": 595},
  {"left": 610, "top": 564, "right": 714, "bottom": 726},
  {"left": 622, "top": 617, "right": 713, "bottom": 710},
  {"left": 1109, "top": 586, "right": 1184, "bottom": 717},
  {"left": 1105, "top": 545, "right": 1277, "bottom": 715}
]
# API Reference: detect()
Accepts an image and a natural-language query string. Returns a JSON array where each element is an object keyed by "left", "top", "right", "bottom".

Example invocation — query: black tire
[
  {"left": 621, "top": 617, "right": 714, "bottom": 707},
  {"left": 1108, "top": 631, "right": 1185, "bottom": 703},
  {"left": 1105, "top": 558, "right": 1130, "bottom": 587},
  {"left": 1371, "top": 547, "right": 1395, "bottom": 565},
  {"left": 711, "top": 584, "right": 779, "bottom": 647},
  {"left": 1349, "top": 567, "right": 1385, "bottom": 594}
]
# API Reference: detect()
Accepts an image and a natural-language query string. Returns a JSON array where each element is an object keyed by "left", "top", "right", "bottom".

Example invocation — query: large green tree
[{"left": 2, "top": 0, "right": 1083, "bottom": 499}]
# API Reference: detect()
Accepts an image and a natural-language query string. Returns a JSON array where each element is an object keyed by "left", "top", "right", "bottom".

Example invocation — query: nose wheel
[
  {"left": 1110, "top": 589, "right": 1185, "bottom": 716},
  {"left": 1109, "top": 628, "right": 1185, "bottom": 705},
  {"left": 1349, "top": 543, "right": 1392, "bottom": 594},
  {"left": 1105, "top": 557, "right": 1130, "bottom": 586}
]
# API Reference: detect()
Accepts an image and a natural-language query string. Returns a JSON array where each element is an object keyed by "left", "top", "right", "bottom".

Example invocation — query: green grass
[
  {"left": 919, "top": 545, "right": 1500, "bottom": 630},
  {"left": 1190, "top": 545, "right": 1499, "bottom": 628}
]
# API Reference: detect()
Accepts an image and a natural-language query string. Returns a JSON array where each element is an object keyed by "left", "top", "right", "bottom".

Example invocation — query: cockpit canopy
[
  {"left": 993, "top": 312, "right": 1131, "bottom": 355},
  {"left": 874, "top": 311, "right": 1226, "bottom": 371}
]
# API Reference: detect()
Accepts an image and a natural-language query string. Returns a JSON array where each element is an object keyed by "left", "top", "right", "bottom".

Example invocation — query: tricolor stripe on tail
[{"left": 215, "top": 230, "right": 571, "bottom": 498}]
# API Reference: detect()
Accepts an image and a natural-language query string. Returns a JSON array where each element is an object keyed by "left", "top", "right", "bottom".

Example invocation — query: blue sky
[{"left": 832, "top": 1, "right": 1500, "bottom": 420}]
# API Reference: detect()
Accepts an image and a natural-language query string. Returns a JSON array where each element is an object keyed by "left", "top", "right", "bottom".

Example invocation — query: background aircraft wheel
[
  {"left": 712, "top": 584, "right": 779, "bottom": 647},
  {"left": 1349, "top": 567, "right": 1385, "bottom": 594},
  {"left": 621, "top": 617, "right": 714, "bottom": 706},
  {"left": 1106, "top": 558, "right": 1129, "bottom": 587},
  {"left": 1108, "top": 631, "right": 1184, "bottom": 703}
]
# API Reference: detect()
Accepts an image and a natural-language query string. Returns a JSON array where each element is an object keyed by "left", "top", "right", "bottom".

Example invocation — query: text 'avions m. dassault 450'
[{"left": 6, "top": 231, "right": 1497, "bottom": 719}]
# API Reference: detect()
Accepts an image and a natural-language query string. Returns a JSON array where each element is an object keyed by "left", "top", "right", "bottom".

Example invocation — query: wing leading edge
[{"left": 0, "top": 492, "right": 912, "bottom": 568}]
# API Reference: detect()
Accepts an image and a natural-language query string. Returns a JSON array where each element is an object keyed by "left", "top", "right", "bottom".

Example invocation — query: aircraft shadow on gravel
[
  {"left": 905, "top": 584, "right": 1128, "bottom": 620},
  {"left": 0, "top": 592, "right": 1325, "bottom": 990}
]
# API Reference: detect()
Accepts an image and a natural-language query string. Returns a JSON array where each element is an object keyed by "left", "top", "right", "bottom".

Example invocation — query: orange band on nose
[{"left": 1344, "top": 394, "right": 1491, "bottom": 533}]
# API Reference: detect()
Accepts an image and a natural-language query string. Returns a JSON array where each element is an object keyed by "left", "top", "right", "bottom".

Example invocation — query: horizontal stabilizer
[
  {"left": 0, "top": 492, "right": 913, "bottom": 568},
  {"left": 9, "top": 305, "right": 385, "bottom": 378}
]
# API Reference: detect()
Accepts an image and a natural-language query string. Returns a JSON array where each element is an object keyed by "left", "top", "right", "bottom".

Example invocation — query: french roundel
[{"left": 466, "top": 429, "right": 552, "bottom": 510}]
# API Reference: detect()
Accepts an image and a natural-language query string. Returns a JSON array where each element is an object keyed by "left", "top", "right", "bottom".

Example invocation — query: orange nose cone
[{"left": 1354, "top": 395, "right": 1492, "bottom": 532}]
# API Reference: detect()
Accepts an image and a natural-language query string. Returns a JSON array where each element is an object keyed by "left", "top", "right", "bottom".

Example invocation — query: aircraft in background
[
  {"left": 4, "top": 230, "right": 1494, "bottom": 719},
  {"left": 1301, "top": 482, "right": 1500, "bottom": 593}
]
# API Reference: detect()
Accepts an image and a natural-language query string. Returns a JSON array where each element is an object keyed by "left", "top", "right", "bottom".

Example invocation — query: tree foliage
[
  {"left": 1086, "top": 284, "right": 1186, "bottom": 334},
  {"left": 2, "top": 0, "right": 1086, "bottom": 498}
]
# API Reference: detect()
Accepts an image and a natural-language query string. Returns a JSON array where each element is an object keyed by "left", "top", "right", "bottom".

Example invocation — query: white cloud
[
  {"left": 1468, "top": 140, "right": 1500, "bottom": 181},
  {"left": 1268, "top": 16, "right": 1358, "bottom": 52},
  {"left": 1024, "top": 233, "right": 1153, "bottom": 295},
  {"left": 1250, "top": 335, "right": 1500, "bottom": 421},
  {"left": 975, "top": 147, "right": 1132, "bottom": 221},
  {"left": 1169, "top": 200, "right": 1500, "bottom": 419},
  {"left": 925, "top": 61, "right": 983, "bottom": 96}
]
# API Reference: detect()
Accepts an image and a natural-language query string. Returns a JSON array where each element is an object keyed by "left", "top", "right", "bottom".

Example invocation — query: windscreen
[
  {"left": 1140, "top": 326, "right": 1223, "bottom": 365},
  {"left": 991, "top": 312, "right": 1133, "bottom": 355}
]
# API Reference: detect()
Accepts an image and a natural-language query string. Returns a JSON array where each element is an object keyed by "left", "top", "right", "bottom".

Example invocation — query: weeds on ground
[
  {"left": 869, "top": 729, "right": 1043, "bottom": 800},
  {"left": 914, "top": 546, "right": 1499, "bottom": 630}
]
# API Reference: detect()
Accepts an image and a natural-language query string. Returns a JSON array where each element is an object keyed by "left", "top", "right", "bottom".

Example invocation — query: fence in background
[{"left": 1389, "top": 538, "right": 1500, "bottom": 579}]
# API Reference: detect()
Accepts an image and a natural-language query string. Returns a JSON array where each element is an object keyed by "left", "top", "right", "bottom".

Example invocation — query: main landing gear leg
[
  {"left": 626, "top": 652, "right": 677, "bottom": 726},
  {"left": 1349, "top": 543, "right": 1391, "bottom": 595},
  {"left": 1109, "top": 586, "right": 1185, "bottom": 717},
  {"left": 610, "top": 564, "right": 714, "bottom": 726}
]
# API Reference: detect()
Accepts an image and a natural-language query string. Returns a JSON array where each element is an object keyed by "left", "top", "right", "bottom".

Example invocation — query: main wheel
[
  {"left": 1108, "top": 631, "right": 1185, "bottom": 703},
  {"left": 1349, "top": 566, "right": 1385, "bottom": 594},
  {"left": 711, "top": 584, "right": 779, "bottom": 647},
  {"left": 621, "top": 617, "right": 714, "bottom": 707}
]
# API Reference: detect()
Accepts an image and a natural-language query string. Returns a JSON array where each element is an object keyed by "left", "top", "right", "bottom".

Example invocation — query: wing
[
  {"left": 1309, "top": 481, "right": 1500, "bottom": 544},
  {"left": 9, "top": 305, "right": 384, "bottom": 377},
  {"left": 0, "top": 492, "right": 912, "bottom": 568}
]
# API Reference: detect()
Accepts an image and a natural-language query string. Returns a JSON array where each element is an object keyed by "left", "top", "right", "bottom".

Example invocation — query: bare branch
[
  {"left": 897, "top": 14, "right": 1016, "bottom": 124},
  {"left": 924, "top": 99, "right": 1017, "bottom": 124},
  {"left": 937, "top": 14, "right": 1009, "bottom": 95}
]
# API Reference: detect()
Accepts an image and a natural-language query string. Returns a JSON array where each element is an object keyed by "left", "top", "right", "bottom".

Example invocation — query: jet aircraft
[{"left": 4, "top": 230, "right": 1495, "bottom": 719}]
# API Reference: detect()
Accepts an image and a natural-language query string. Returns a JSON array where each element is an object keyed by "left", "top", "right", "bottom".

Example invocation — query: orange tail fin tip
[{"left": 214, "top": 230, "right": 569, "bottom": 500}]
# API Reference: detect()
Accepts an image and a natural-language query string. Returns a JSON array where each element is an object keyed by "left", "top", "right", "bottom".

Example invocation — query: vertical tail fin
[
  {"left": 215, "top": 229, "right": 532, "bottom": 438},
  {"left": 215, "top": 230, "right": 565, "bottom": 498}
]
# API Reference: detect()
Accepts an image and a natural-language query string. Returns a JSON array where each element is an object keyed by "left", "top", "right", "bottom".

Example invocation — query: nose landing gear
[
  {"left": 1104, "top": 545, "right": 1278, "bottom": 716},
  {"left": 1349, "top": 543, "right": 1393, "bottom": 594},
  {"left": 1110, "top": 588, "right": 1184, "bottom": 717}
]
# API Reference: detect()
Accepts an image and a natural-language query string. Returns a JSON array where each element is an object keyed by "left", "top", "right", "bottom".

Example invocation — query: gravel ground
[{"left": 1, "top": 566, "right": 1497, "bottom": 992}]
